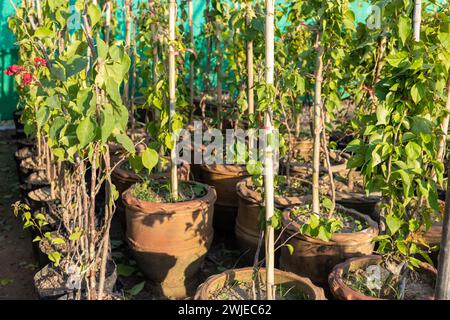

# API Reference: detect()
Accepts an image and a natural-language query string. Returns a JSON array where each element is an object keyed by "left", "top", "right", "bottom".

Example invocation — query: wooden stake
[
  {"left": 312, "top": 40, "right": 324, "bottom": 215},
  {"left": 169, "top": 0, "right": 178, "bottom": 199},
  {"left": 413, "top": 0, "right": 422, "bottom": 42},
  {"left": 188, "top": 0, "right": 195, "bottom": 118},
  {"left": 264, "top": 0, "right": 275, "bottom": 301},
  {"left": 435, "top": 156, "right": 450, "bottom": 299}
]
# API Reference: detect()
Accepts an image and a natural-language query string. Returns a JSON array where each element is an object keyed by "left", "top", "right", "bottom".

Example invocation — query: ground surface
[
  {"left": 0, "top": 130, "right": 37, "bottom": 299},
  {"left": 0, "top": 128, "right": 243, "bottom": 300}
]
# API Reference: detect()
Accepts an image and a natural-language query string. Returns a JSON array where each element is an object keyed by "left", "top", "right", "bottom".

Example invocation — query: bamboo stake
[
  {"left": 436, "top": 156, "right": 450, "bottom": 299},
  {"left": 437, "top": 82, "right": 450, "bottom": 164},
  {"left": 413, "top": 0, "right": 422, "bottom": 42},
  {"left": 246, "top": 1, "right": 254, "bottom": 127},
  {"left": 123, "top": 0, "right": 132, "bottom": 108},
  {"left": 216, "top": 20, "right": 223, "bottom": 131},
  {"left": 188, "top": 0, "right": 195, "bottom": 118},
  {"left": 105, "top": 0, "right": 111, "bottom": 44},
  {"left": 35, "top": 0, "right": 42, "bottom": 25},
  {"left": 169, "top": 0, "right": 178, "bottom": 199},
  {"left": 312, "top": 36, "right": 324, "bottom": 215},
  {"left": 264, "top": 0, "right": 275, "bottom": 301}
]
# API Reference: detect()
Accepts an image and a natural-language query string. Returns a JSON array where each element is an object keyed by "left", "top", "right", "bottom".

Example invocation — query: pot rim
[
  {"left": 122, "top": 180, "right": 217, "bottom": 212},
  {"left": 200, "top": 163, "right": 248, "bottom": 176},
  {"left": 282, "top": 202, "right": 379, "bottom": 244},
  {"left": 236, "top": 176, "right": 312, "bottom": 207},
  {"left": 194, "top": 267, "right": 326, "bottom": 300},
  {"left": 328, "top": 255, "right": 437, "bottom": 300}
]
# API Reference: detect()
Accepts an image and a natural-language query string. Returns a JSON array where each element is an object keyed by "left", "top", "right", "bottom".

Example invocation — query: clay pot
[
  {"left": 122, "top": 182, "right": 216, "bottom": 298},
  {"left": 34, "top": 261, "right": 118, "bottom": 300},
  {"left": 328, "top": 255, "right": 436, "bottom": 300},
  {"left": 112, "top": 157, "right": 190, "bottom": 230},
  {"left": 18, "top": 156, "right": 45, "bottom": 185},
  {"left": 281, "top": 150, "right": 350, "bottom": 178},
  {"left": 329, "top": 175, "right": 381, "bottom": 223},
  {"left": 235, "top": 177, "right": 310, "bottom": 264},
  {"left": 26, "top": 186, "right": 58, "bottom": 214},
  {"left": 200, "top": 164, "right": 248, "bottom": 235},
  {"left": 194, "top": 267, "right": 326, "bottom": 300},
  {"left": 280, "top": 204, "right": 378, "bottom": 285},
  {"left": 20, "top": 171, "right": 50, "bottom": 199},
  {"left": 13, "top": 109, "right": 24, "bottom": 131}
]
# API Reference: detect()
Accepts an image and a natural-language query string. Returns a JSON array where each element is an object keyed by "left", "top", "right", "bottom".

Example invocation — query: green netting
[{"left": 0, "top": 0, "right": 372, "bottom": 121}]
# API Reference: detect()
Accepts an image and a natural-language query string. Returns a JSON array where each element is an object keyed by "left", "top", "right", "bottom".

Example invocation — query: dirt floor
[
  {"left": 0, "top": 130, "right": 37, "bottom": 299},
  {"left": 0, "top": 128, "right": 244, "bottom": 300}
]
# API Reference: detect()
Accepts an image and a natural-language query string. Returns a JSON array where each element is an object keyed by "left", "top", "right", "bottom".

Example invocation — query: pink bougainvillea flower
[
  {"left": 4, "top": 64, "right": 23, "bottom": 76},
  {"left": 34, "top": 57, "right": 47, "bottom": 68},
  {"left": 21, "top": 73, "right": 33, "bottom": 87}
]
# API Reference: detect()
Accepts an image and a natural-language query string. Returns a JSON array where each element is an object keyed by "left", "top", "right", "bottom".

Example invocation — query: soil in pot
[
  {"left": 112, "top": 156, "right": 190, "bottom": 231},
  {"left": 235, "top": 176, "right": 311, "bottom": 265},
  {"left": 200, "top": 164, "right": 248, "bottom": 236},
  {"left": 329, "top": 255, "right": 436, "bottom": 300},
  {"left": 280, "top": 201, "right": 378, "bottom": 285},
  {"left": 194, "top": 267, "right": 326, "bottom": 300},
  {"left": 122, "top": 179, "right": 216, "bottom": 298}
]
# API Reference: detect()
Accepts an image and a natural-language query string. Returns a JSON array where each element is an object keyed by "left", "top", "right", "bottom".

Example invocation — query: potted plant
[
  {"left": 122, "top": 0, "right": 216, "bottom": 298},
  {"left": 330, "top": 0, "right": 449, "bottom": 299}
]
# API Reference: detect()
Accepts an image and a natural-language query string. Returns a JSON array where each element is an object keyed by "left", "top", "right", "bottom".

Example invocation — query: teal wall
[{"left": 0, "top": 0, "right": 371, "bottom": 121}]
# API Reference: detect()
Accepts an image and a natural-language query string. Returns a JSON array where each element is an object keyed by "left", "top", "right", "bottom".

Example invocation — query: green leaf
[
  {"left": 386, "top": 51, "right": 409, "bottom": 67},
  {"left": 117, "top": 264, "right": 136, "bottom": 277},
  {"left": 141, "top": 148, "right": 159, "bottom": 172},
  {"left": 411, "top": 83, "right": 425, "bottom": 104},
  {"left": 398, "top": 15, "right": 411, "bottom": 45},
  {"left": 34, "top": 27, "right": 53, "bottom": 38},
  {"left": 76, "top": 117, "right": 97, "bottom": 148},
  {"left": 246, "top": 160, "right": 263, "bottom": 175},
  {"left": 376, "top": 105, "right": 389, "bottom": 125},
  {"left": 51, "top": 237, "right": 66, "bottom": 245},
  {"left": 126, "top": 281, "right": 145, "bottom": 296},
  {"left": 36, "top": 106, "right": 50, "bottom": 128},
  {"left": 50, "top": 66, "right": 66, "bottom": 81},
  {"left": 285, "top": 244, "right": 294, "bottom": 255},
  {"left": 386, "top": 213, "right": 403, "bottom": 236},
  {"left": 405, "top": 141, "right": 421, "bottom": 160},
  {"left": 105, "top": 78, "right": 122, "bottom": 105},
  {"left": 69, "top": 232, "right": 82, "bottom": 241},
  {"left": 116, "top": 134, "right": 135, "bottom": 155},
  {"left": 88, "top": 4, "right": 102, "bottom": 27}
]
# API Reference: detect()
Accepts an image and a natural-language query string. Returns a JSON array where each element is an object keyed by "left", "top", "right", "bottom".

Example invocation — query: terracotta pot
[
  {"left": 122, "top": 182, "right": 216, "bottom": 298},
  {"left": 200, "top": 164, "right": 249, "bottom": 235},
  {"left": 26, "top": 186, "right": 58, "bottom": 214},
  {"left": 280, "top": 204, "right": 378, "bottom": 285},
  {"left": 282, "top": 150, "right": 350, "bottom": 178},
  {"left": 330, "top": 176, "right": 381, "bottom": 223},
  {"left": 13, "top": 109, "right": 24, "bottom": 131},
  {"left": 235, "top": 177, "right": 310, "bottom": 264},
  {"left": 112, "top": 157, "right": 190, "bottom": 230},
  {"left": 34, "top": 261, "right": 118, "bottom": 300},
  {"left": 328, "top": 255, "right": 436, "bottom": 300},
  {"left": 194, "top": 267, "right": 326, "bottom": 300}
]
